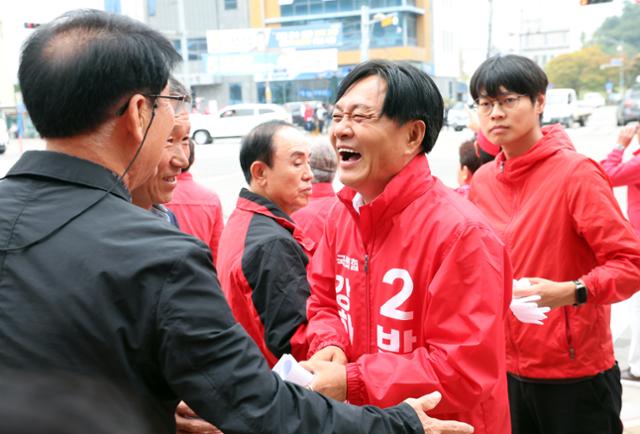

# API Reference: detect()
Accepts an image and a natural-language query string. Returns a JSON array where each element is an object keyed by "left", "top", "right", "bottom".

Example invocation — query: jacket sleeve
[
  {"left": 306, "top": 221, "right": 352, "bottom": 357},
  {"left": 345, "top": 225, "right": 511, "bottom": 416},
  {"left": 209, "top": 196, "right": 224, "bottom": 268},
  {"left": 567, "top": 159, "right": 640, "bottom": 304},
  {"left": 600, "top": 148, "right": 640, "bottom": 187},
  {"left": 155, "top": 243, "right": 424, "bottom": 434},
  {"left": 244, "top": 237, "right": 310, "bottom": 360}
]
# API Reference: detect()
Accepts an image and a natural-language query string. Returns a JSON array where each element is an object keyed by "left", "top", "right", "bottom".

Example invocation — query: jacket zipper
[
  {"left": 563, "top": 307, "right": 575, "bottom": 359},
  {"left": 364, "top": 253, "right": 371, "bottom": 352}
]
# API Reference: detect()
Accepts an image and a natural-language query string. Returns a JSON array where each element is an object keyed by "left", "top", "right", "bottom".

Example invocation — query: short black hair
[
  {"left": 239, "top": 120, "right": 294, "bottom": 184},
  {"left": 459, "top": 139, "right": 480, "bottom": 174},
  {"left": 335, "top": 60, "right": 443, "bottom": 153},
  {"left": 19, "top": 9, "right": 181, "bottom": 138},
  {"left": 470, "top": 54, "right": 548, "bottom": 104}
]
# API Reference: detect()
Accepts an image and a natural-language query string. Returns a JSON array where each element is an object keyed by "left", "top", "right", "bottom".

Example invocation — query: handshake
[{"left": 510, "top": 278, "right": 551, "bottom": 325}]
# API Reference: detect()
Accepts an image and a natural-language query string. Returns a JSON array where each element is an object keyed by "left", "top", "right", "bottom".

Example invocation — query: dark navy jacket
[{"left": 0, "top": 151, "right": 423, "bottom": 434}]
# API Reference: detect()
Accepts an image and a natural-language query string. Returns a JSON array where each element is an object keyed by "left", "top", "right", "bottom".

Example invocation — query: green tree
[
  {"left": 545, "top": 46, "right": 616, "bottom": 95},
  {"left": 591, "top": 1, "right": 640, "bottom": 90}
]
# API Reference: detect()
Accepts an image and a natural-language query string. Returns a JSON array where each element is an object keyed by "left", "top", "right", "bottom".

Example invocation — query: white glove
[{"left": 510, "top": 279, "right": 551, "bottom": 325}]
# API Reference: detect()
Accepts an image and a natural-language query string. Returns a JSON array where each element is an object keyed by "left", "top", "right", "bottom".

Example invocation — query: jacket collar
[
  {"left": 494, "top": 124, "right": 576, "bottom": 183},
  {"left": 337, "top": 153, "right": 434, "bottom": 228},
  {"left": 237, "top": 188, "right": 315, "bottom": 252},
  {"left": 5, "top": 150, "right": 131, "bottom": 201}
]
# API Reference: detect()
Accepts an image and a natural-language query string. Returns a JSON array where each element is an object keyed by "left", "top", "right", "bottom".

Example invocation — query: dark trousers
[{"left": 508, "top": 364, "right": 623, "bottom": 434}]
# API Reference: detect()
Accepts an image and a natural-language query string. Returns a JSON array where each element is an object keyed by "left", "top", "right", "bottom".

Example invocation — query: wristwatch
[{"left": 573, "top": 280, "right": 587, "bottom": 306}]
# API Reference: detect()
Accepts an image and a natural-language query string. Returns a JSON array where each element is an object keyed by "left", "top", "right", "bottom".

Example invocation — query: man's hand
[
  {"left": 512, "top": 277, "right": 577, "bottom": 308},
  {"left": 299, "top": 359, "right": 347, "bottom": 401},
  {"left": 618, "top": 123, "right": 638, "bottom": 149},
  {"left": 405, "top": 392, "right": 474, "bottom": 434},
  {"left": 308, "top": 345, "right": 348, "bottom": 365},
  {"left": 175, "top": 401, "right": 223, "bottom": 434}
]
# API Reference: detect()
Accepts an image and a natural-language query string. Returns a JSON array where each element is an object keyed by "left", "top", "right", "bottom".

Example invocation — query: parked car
[
  {"left": 617, "top": 88, "right": 640, "bottom": 126},
  {"left": 543, "top": 88, "right": 591, "bottom": 128},
  {"left": 446, "top": 101, "right": 469, "bottom": 132},
  {"left": 582, "top": 92, "right": 606, "bottom": 108},
  {"left": 0, "top": 112, "right": 8, "bottom": 155},
  {"left": 189, "top": 103, "right": 292, "bottom": 144}
]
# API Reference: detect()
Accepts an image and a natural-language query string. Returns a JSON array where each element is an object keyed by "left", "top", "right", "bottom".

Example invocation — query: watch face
[{"left": 575, "top": 282, "right": 587, "bottom": 305}]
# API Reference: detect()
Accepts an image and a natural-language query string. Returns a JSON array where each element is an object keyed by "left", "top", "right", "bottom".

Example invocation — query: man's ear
[
  {"left": 460, "top": 165, "right": 473, "bottom": 183},
  {"left": 123, "top": 94, "right": 152, "bottom": 143},
  {"left": 535, "top": 93, "right": 546, "bottom": 115},
  {"left": 249, "top": 160, "right": 269, "bottom": 188},
  {"left": 405, "top": 119, "right": 426, "bottom": 155}
]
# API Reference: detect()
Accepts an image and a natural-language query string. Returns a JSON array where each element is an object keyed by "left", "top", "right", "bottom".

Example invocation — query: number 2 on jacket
[
  {"left": 336, "top": 269, "right": 417, "bottom": 353},
  {"left": 378, "top": 268, "right": 416, "bottom": 353}
]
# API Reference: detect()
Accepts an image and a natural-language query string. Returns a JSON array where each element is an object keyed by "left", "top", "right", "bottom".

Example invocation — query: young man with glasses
[
  {"left": 469, "top": 54, "right": 640, "bottom": 434},
  {"left": 300, "top": 59, "right": 512, "bottom": 434}
]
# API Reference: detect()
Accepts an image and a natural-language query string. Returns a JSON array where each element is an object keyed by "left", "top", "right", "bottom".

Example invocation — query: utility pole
[
  {"left": 487, "top": 0, "right": 493, "bottom": 58},
  {"left": 360, "top": 5, "right": 371, "bottom": 62},
  {"left": 177, "top": 0, "right": 190, "bottom": 90}
]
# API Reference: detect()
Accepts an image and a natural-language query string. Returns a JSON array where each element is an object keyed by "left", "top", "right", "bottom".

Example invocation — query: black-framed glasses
[
  {"left": 147, "top": 94, "right": 192, "bottom": 114},
  {"left": 473, "top": 95, "right": 525, "bottom": 116},
  {"left": 115, "top": 93, "right": 192, "bottom": 116}
]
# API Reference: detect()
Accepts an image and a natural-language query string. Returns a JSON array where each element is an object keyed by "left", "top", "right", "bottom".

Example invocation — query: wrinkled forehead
[{"left": 273, "top": 126, "right": 310, "bottom": 156}]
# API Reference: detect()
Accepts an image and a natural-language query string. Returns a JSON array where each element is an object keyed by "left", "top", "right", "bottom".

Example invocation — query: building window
[
  {"left": 224, "top": 0, "right": 237, "bottom": 10},
  {"left": 229, "top": 84, "right": 242, "bottom": 104},
  {"left": 172, "top": 38, "right": 208, "bottom": 61}
]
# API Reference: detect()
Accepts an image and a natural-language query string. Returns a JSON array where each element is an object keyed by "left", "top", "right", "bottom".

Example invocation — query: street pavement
[{"left": 2, "top": 105, "right": 640, "bottom": 431}]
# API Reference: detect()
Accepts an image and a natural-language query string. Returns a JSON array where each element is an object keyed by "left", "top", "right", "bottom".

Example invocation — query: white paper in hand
[{"left": 272, "top": 354, "right": 314, "bottom": 387}]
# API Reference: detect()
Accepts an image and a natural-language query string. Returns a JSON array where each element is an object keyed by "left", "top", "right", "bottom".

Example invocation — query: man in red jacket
[
  {"left": 216, "top": 120, "right": 315, "bottom": 367},
  {"left": 167, "top": 138, "right": 225, "bottom": 266},
  {"left": 468, "top": 54, "right": 640, "bottom": 434},
  {"left": 301, "top": 60, "right": 512, "bottom": 434}
]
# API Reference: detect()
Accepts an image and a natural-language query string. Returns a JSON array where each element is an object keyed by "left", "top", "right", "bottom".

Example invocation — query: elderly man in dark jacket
[{"left": 0, "top": 9, "right": 472, "bottom": 434}]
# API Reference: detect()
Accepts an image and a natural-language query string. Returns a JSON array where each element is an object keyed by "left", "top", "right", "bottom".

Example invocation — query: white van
[{"left": 543, "top": 88, "right": 591, "bottom": 128}]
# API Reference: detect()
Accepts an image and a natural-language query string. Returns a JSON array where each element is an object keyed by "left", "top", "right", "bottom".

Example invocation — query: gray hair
[{"left": 310, "top": 138, "right": 337, "bottom": 183}]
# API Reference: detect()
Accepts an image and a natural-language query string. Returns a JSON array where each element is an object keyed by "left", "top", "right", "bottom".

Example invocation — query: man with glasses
[
  {"left": 300, "top": 59, "right": 512, "bottom": 434},
  {"left": 0, "top": 9, "right": 473, "bottom": 434},
  {"left": 469, "top": 54, "right": 640, "bottom": 434},
  {"left": 132, "top": 77, "right": 191, "bottom": 226}
]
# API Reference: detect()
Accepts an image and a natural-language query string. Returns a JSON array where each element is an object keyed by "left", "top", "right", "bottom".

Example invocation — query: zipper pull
[
  {"left": 569, "top": 347, "right": 575, "bottom": 359},
  {"left": 364, "top": 254, "right": 369, "bottom": 273},
  {"left": 500, "top": 161, "right": 505, "bottom": 173}
]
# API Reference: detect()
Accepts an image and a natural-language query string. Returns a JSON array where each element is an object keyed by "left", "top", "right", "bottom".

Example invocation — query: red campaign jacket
[
  {"left": 601, "top": 147, "right": 640, "bottom": 237},
  {"left": 470, "top": 124, "right": 640, "bottom": 379},
  {"left": 291, "top": 182, "right": 337, "bottom": 246},
  {"left": 217, "top": 188, "right": 314, "bottom": 367},
  {"left": 166, "top": 172, "right": 224, "bottom": 266},
  {"left": 307, "top": 154, "right": 512, "bottom": 434}
]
